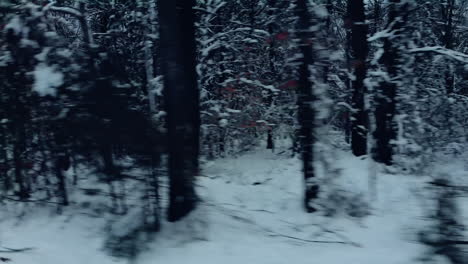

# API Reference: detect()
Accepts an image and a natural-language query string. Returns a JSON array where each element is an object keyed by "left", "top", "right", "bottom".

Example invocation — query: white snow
[
  {"left": 2, "top": 146, "right": 466, "bottom": 264},
  {"left": 32, "top": 63, "right": 64, "bottom": 97},
  {"left": 4, "top": 16, "right": 23, "bottom": 35},
  {"left": 218, "top": 118, "right": 228, "bottom": 127}
]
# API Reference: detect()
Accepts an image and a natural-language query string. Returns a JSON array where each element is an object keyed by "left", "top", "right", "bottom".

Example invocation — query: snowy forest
[{"left": 0, "top": 0, "right": 468, "bottom": 263}]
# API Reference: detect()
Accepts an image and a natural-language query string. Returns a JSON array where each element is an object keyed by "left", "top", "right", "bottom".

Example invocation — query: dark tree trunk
[
  {"left": 207, "top": 132, "right": 215, "bottom": 160},
  {"left": 149, "top": 154, "right": 161, "bottom": 231},
  {"left": 99, "top": 143, "right": 120, "bottom": 214},
  {"left": 348, "top": 0, "right": 369, "bottom": 157},
  {"left": 53, "top": 126, "right": 70, "bottom": 206},
  {"left": 158, "top": 0, "right": 200, "bottom": 222},
  {"left": 295, "top": 0, "right": 319, "bottom": 213},
  {"left": 12, "top": 91, "right": 29, "bottom": 200},
  {"left": 5, "top": 39, "right": 30, "bottom": 199},
  {"left": 442, "top": 0, "right": 455, "bottom": 94},
  {"left": 0, "top": 127, "right": 10, "bottom": 191},
  {"left": 373, "top": 0, "right": 403, "bottom": 165},
  {"left": 266, "top": 129, "right": 274, "bottom": 150},
  {"left": 218, "top": 128, "right": 225, "bottom": 155},
  {"left": 55, "top": 155, "right": 69, "bottom": 206},
  {"left": 371, "top": 0, "right": 383, "bottom": 35},
  {"left": 13, "top": 140, "right": 28, "bottom": 199},
  {"left": 344, "top": 27, "right": 352, "bottom": 145}
]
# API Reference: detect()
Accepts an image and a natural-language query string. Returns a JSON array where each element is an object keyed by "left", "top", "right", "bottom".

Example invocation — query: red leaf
[
  {"left": 275, "top": 32, "right": 289, "bottom": 41},
  {"left": 280, "top": 80, "right": 298, "bottom": 90},
  {"left": 223, "top": 86, "right": 236, "bottom": 93}
]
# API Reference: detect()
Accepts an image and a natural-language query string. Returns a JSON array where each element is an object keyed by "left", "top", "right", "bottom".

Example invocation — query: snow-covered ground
[{"left": 2, "top": 148, "right": 465, "bottom": 264}]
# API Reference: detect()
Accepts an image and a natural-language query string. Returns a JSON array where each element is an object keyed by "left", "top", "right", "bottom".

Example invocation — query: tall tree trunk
[
  {"left": 144, "top": 0, "right": 158, "bottom": 114},
  {"left": 12, "top": 89, "right": 29, "bottom": 200},
  {"left": 373, "top": 0, "right": 404, "bottom": 165},
  {"left": 348, "top": 0, "right": 369, "bottom": 156},
  {"left": 143, "top": 58, "right": 162, "bottom": 230},
  {"left": 295, "top": 0, "right": 319, "bottom": 213},
  {"left": 158, "top": 0, "right": 200, "bottom": 222},
  {"left": 442, "top": 0, "right": 455, "bottom": 94}
]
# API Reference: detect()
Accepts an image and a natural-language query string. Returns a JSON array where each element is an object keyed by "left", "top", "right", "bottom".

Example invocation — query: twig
[
  {"left": 267, "top": 231, "right": 361, "bottom": 247},
  {"left": 205, "top": 202, "right": 361, "bottom": 247},
  {"left": 0, "top": 247, "right": 34, "bottom": 253},
  {"left": 203, "top": 201, "right": 275, "bottom": 214},
  {"left": 1, "top": 196, "right": 62, "bottom": 205}
]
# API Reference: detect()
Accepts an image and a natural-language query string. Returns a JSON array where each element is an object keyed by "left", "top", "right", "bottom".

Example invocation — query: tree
[
  {"left": 295, "top": 0, "right": 319, "bottom": 213},
  {"left": 158, "top": 0, "right": 200, "bottom": 222},
  {"left": 372, "top": 0, "right": 406, "bottom": 165},
  {"left": 347, "top": 0, "right": 369, "bottom": 157}
]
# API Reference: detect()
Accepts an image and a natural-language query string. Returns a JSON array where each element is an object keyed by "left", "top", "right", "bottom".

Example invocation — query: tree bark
[
  {"left": 267, "top": 129, "right": 274, "bottom": 150},
  {"left": 373, "top": 0, "right": 403, "bottom": 165},
  {"left": 144, "top": 0, "right": 158, "bottom": 114},
  {"left": 295, "top": 0, "right": 319, "bottom": 213},
  {"left": 158, "top": 0, "right": 200, "bottom": 222},
  {"left": 348, "top": 0, "right": 369, "bottom": 157},
  {"left": 442, "top": 0, "right": 455, "bottom": 94}
]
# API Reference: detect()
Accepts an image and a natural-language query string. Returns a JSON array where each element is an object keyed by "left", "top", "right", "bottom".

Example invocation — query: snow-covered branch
[
  {"left": 48, "top": 6, "right": 83, "bottom": 18},
  {"left": 409, "top": 46, "right": 468, "bottom": 63}
]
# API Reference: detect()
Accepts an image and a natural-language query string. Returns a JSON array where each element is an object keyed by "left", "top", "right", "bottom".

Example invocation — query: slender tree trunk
[
  {"left": 141, "top": 0, "right": 162, "bottom": 227},
  {"left": 373, "top": 0, "right": 403, "bottom": 165},
  {"left": 5, "top": 38, "right": 30, "bottom": 199},
  {"left": 55, "top": 156, "right": 69, "bottom": 206},
  {"left": 149, "top": 154, "right": 161, "bottom": 230},
  {"left": 371, "top": 0, "right": 382, "bottom": 35},
  {"left": 99, "top": 142, "right": 120, "bottom": 213},
  {"left": 53, "top": 126, "right": 70, "bottom": 206},
  {"left": 0, "top": 127, "right": 10, "bottom": 191},
  {"left": 344, "top": 28, "right": 352, "bottom": 144},
  {"left": 442, "top": 0, "right": 455, "bottom": 94},
  {"left": 218, "top": 127, "right": 225, "bottom": 155},
  {"left": 158, "top": 0, "right": 200, "bottom": 222},
  {"left": 13, "top": 140, "right": 28, "bottom": 199},
  {"left": 266, "top": 129, "right": 274, "bottom": 150},
  {"left": 348, "top": 0, "right": 369, "bottom": 156},
  {"left": 144, "top": 0, "right": 158, "bottom": 114},
  {"left": 295, "top": 0, "right": 319, "bottom": 213},
  {"left": 12, "top": 100, "right": 29, "bottom": 200}
]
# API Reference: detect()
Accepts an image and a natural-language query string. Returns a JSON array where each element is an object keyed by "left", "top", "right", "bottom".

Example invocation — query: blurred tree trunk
[
  {"left": 295, "top": 0, "right": 319, "bottom": 213},
  {"left": 373, "top": 0, "right": 402, "bottom": 165},
  {"left": 441, "top": 0, "right": 455, "bottom": 94},
  {"left": 348, "top": 0, "right": 369, "bottom": 157},
  {"left": 158, "top": 0, "right": 200, "bottom": 222},
  {"left": 267, "top": 129, "right": 274, "bottom": 150}
]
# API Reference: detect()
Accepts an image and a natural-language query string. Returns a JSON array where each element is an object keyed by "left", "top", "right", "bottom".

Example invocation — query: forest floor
[{"left": 1, "top": 146, "right": 467, "bottom": 264}]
